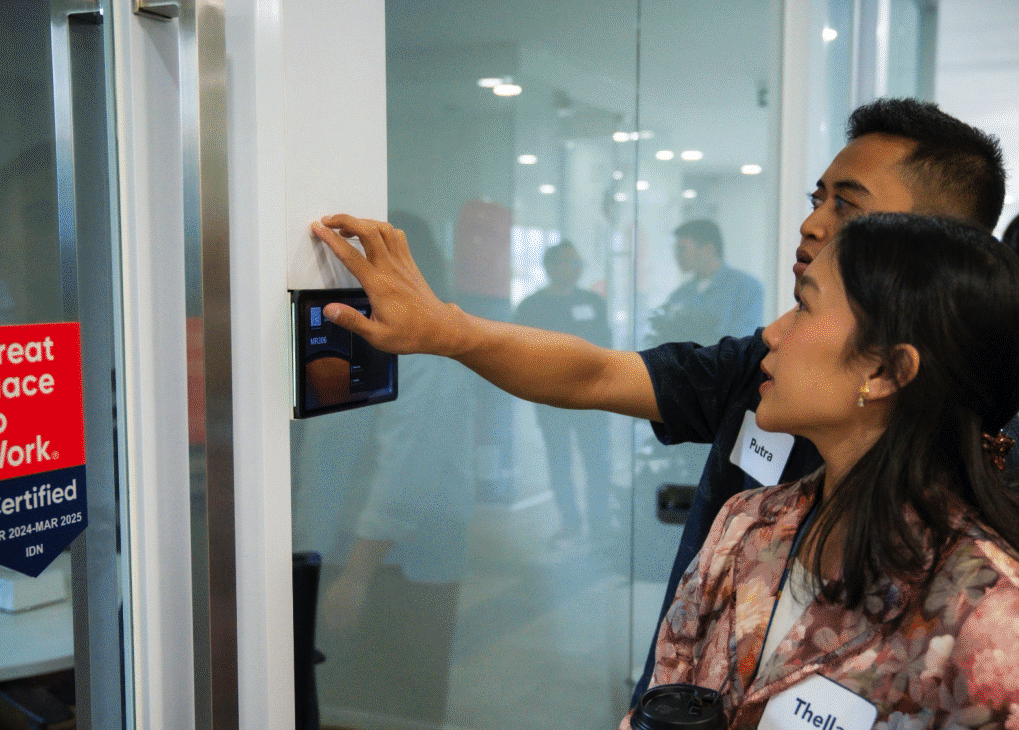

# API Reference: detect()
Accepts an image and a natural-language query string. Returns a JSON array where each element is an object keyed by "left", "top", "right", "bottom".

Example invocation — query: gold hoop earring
[{"left": 857, "top": 382, "right": 870, "bottom": 408}]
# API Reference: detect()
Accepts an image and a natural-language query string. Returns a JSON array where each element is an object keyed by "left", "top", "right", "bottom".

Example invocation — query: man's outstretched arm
[{"left": 312, "top": 214, "right": 661, "bottom": 421}]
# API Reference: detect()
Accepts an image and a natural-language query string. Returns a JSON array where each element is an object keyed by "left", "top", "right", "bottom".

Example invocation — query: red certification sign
[{"left": 0, "top": 323, "right": 87, "bottom": 577}]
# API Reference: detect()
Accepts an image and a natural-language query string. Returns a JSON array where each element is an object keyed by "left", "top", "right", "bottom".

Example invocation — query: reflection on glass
[{"left": 0, "top": 144, "right": 60, "bottom": 327}]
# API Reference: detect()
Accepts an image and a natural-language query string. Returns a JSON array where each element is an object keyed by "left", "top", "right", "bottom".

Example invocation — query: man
[
  {"left": 647, "top": 218, "right": 762, "bottom": 348},
  {"left": 514, "top": 241, "right": 612, "bottom": 546},
  {"left": 643, "top": 221, "right": 764, "bottom": 501},
  {"left": 311, "top": 97, "right": 1006, "bottom": 701}
]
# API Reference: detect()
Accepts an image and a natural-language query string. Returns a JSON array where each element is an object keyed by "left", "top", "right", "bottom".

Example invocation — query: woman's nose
[{"left": 762, "top": 308, "right": 794, "bottom": 350}]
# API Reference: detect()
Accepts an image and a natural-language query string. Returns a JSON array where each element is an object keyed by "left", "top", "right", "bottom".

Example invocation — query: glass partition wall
[{"left": 291, "top": 2, "right": 783, "bottom": 728}]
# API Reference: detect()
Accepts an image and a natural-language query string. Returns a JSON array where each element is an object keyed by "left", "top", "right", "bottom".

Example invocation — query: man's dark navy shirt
[{"left": 631, "top": 332, "right": 823, "bottom": 704}]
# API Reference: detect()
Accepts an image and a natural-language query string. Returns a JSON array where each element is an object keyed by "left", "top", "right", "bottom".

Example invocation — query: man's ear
[{"left": 865, "top": 344, "right": 920, "bottom": 401}]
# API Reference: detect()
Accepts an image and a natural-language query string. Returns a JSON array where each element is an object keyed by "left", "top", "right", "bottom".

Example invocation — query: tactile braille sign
[{"left": 0, "top": 323, "right": 87, "bottom": 577}]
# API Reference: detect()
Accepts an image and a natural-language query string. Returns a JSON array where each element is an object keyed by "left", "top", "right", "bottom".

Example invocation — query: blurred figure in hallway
[
  {"left": 641, "top": 219, "right": 764, "bottom": 492},
  {"left": 646, "top": 218, "right": 762, "bottom": 348},
  {"left": 514, "top": 241, "right": 613, "bottom": 547}
]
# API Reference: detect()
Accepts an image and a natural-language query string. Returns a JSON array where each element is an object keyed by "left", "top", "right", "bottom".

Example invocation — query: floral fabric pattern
[{"left": 620, "top": 475, "right": 1019, "bottom": 730}]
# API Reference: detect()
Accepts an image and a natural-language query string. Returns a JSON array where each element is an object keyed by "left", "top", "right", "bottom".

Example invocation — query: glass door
[
  {"left": 290, "top": 2, "right": 787, "bottom": 728},
  {"left": 292, "top": 3, "right": 639, "bottom": 728},
  {"left": 0, "top": 1, "right": 131, "bottom": 728}
]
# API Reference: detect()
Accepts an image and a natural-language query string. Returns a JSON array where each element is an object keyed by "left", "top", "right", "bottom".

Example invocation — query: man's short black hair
[
  {"left": 847, "top": 98, "right": 1006, "bottom": 231},
  {"left": 673, "top": 219, "right": 724, "bottom": 259}
]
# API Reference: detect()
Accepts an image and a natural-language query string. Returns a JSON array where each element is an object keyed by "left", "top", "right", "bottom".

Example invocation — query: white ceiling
[
  {"left": 388, "top": 0, "right": 1019, "bottom": 212},
  {"left": 386, "top": 0, "right": 777, "bottom": 174}
]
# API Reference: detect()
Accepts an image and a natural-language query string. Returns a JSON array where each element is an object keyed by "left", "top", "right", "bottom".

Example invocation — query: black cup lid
[{"left": 630, "top": 683, "right": 726, "bottom": 730}]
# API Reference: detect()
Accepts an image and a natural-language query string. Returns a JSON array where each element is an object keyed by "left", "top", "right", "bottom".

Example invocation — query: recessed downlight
[{"left": 493, "top": 83, "right": 522, "bottom": 97}]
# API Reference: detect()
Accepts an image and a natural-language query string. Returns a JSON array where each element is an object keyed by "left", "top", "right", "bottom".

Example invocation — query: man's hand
[
  {"left": 312, "top": 213, "right": 659, "bottom": 421},
  {"left": 311, "top": 214, "right": 466, "bottom": 356}
]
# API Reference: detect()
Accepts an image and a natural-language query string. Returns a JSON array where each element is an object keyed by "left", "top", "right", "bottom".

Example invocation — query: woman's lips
[{"left": 759, "top": 363, "right": 774, "bottom": 394}]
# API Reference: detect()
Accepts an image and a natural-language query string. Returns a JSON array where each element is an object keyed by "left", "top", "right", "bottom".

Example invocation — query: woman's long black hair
[{"left": 802, "top": 212, "right": 1019, "bottom": 610}]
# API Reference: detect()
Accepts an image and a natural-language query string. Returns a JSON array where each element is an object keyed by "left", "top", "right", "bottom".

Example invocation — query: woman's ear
[{"left": 865, "top": 344, "right": 920, "bottom": 401}]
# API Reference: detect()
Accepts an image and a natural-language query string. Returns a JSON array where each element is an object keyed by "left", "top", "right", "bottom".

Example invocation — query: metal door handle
[
  {"left": 135, "top": 0, "right": 180, "bottom": 20},
  {"left": 130, "top": 0, "right": 236, "bottom": 726},
  {"left": 50, "top": 0, "right": 102, "bottom": 318}
]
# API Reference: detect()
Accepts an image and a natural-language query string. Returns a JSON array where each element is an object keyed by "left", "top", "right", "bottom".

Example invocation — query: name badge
[
  {"left": 729, "top": 410, "right": 794, "bottom": 487},
  {"left": 758, "top": 675, "right": 877, "bottom": 730}
]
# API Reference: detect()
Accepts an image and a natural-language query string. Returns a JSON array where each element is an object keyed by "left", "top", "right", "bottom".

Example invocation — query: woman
[{"left": 626, "top": 213, "right": 1019, "bottom": 729}]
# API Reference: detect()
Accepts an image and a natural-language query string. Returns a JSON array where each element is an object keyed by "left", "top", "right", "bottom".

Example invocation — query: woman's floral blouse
[{"left": 620, "top": 473, "right": 1019, "bottom": 730}]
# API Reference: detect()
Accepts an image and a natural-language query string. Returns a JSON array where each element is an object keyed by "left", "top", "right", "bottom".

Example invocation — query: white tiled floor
[
  {"left": 310, "top": 399, "right": 684, "bottom": 730},
  {"left": 442, "top": 503, "right": 657, "bottom": 730}
]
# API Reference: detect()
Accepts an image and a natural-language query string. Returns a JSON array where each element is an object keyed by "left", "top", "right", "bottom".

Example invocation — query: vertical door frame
[
  {"left": 111, "top": 0, "right": 196, "bottom": 726},
  {"left": 226, "top": 0, "right": 389, "bottom": 726},
  {"left": 224, "top": 0, "right": 295, "bottom": 727},
  {"left": 115, "top": 0, "right": 244, "bottom": 724},
  {"left": 775, "top": 0, "right": 814, "bottom": 318}
]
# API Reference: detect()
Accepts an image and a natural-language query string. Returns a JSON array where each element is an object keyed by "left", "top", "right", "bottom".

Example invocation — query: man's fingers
[
  {"left": 322, "top": 302, "right": 401, "bottom": 354},
  {"left": 319, "top": 213, "right": 358, "bottom": 230},
  {"left": 310, "top": 221, "right": 373, "bottom": 279},
  {"left": 323, "top": 302, "right": 374, "bottom": 338},
  {"left": 318, "top": 214, "right": 392, "bottom": 262}
]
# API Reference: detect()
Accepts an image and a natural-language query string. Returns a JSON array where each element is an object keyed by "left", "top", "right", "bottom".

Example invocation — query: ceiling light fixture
[
  {"left": 518, "top": 154, "right": 537, "bottom": 165},
  {"left": 493, "top": 83, "right": 522, "bottom": 97},
  {"left": 680, "top": 150, "right": 704, "bottom": 161},
  {"left": 655, "top": 150, "right": 675, "bottom": 161},
  {"left": 741, "top": 164, "right": 763, "bottom": 175}
]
